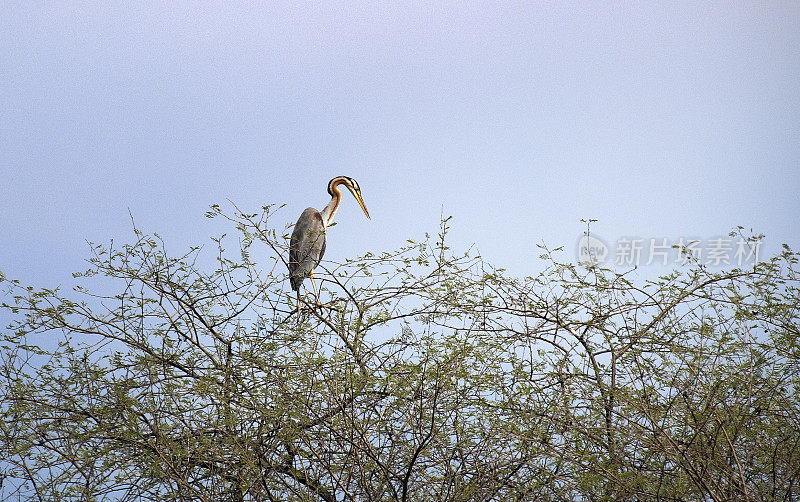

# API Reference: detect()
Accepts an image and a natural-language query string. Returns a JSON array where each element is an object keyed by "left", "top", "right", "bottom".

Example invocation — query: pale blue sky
[{"left": 2, "top": 1, "right": 799, "bottom": 285}]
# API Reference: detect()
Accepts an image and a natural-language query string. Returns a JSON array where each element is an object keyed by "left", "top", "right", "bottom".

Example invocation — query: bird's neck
[{"left": 319, "top": 188, "right": 342, "bottom": 227}]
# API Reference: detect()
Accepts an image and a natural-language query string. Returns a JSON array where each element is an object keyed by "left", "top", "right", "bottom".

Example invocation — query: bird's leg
[{"left": 309, "top": 270, "right": 321, "bottom": 306}]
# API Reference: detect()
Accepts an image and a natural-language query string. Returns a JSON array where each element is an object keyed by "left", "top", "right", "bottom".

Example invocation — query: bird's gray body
[{"left": 289, "top": 207, "right": 327, "bottom": 291}]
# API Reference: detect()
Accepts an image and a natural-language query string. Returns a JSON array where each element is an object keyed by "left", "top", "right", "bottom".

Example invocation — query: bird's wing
[{"left": 289, "top": 208, "right": 326, "bottom": 290}]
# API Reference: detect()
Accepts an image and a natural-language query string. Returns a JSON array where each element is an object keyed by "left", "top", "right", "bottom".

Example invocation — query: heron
[{"left": 289, "top": 176, "right": 370, "bottom": 311}]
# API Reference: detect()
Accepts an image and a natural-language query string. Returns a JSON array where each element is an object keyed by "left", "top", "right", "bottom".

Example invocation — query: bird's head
[{"left": 329, "top": 176, "right": 370, "bottom": 220}]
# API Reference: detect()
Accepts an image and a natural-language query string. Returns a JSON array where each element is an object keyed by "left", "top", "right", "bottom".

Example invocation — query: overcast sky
[{"left": 2, "top": 1, "right": 799, "bottom": 286}]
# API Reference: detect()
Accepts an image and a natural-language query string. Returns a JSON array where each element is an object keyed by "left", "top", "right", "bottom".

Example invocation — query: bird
[{"left": 289, "top": 176, "right": 370, "bottom": 311}]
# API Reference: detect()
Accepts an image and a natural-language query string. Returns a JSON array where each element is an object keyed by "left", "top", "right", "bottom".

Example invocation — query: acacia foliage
[{"left": 1, "top": 205, "right": 799, "bottom": 501}]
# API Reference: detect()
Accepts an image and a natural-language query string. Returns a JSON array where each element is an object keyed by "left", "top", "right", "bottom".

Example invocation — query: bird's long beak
[{"left": 353, "top": 189, "right": 370, "bottom": 220}]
